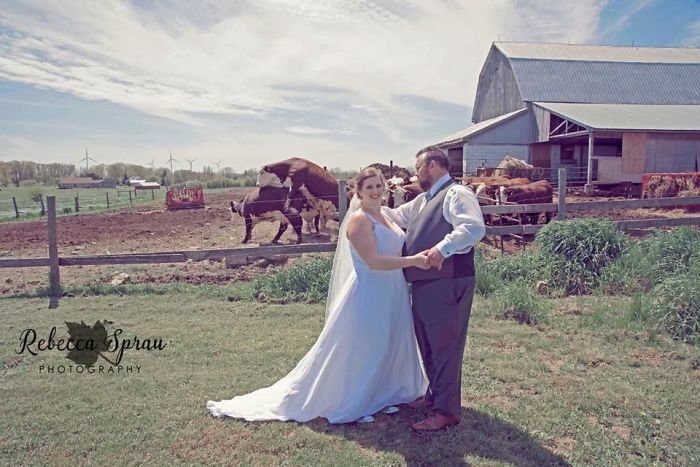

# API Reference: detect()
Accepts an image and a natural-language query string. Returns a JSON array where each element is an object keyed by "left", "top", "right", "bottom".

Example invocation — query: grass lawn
[
  {"left": 1, "top": 291, "right": 698, "bottom": 465},
  {"left": 0, "top": 186, "right": 234, "bottom": 222}
]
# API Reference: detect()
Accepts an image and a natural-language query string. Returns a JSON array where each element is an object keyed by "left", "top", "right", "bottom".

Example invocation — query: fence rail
[{"left": 2, "top": 168, "right": 700, "bottom": 308}]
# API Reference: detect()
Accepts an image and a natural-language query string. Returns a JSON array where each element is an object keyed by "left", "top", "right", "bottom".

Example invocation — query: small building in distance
[{"left": 58, "top": 177, "right": 118, "bottom": 189}]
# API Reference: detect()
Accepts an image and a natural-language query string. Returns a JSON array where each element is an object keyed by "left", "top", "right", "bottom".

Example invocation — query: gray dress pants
[{"left": 410, "top": 275, "right": 476, "bottom": 417}]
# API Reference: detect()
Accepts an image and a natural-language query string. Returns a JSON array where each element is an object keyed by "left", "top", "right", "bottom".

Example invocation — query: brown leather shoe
[
  {"left": 411, "top": 414, "right": 460, "bottom": 432},
  {"left": 407, "top": 397, "right": 433, "bottom": 409}
]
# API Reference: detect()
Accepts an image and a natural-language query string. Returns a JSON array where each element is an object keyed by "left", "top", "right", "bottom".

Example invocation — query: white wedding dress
[{"left": 206, "top": 207, "right": 427, "bottom": 424}]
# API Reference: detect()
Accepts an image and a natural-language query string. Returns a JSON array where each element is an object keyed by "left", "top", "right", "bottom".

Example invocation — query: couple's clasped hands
[{"left": 410, "top": 247, "right": 445, "bottom": 270}]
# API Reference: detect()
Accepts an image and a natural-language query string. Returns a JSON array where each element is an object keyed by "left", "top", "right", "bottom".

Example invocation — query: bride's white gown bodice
[{"left": 207, "top": 208, "right": 427, "bottom": 424}]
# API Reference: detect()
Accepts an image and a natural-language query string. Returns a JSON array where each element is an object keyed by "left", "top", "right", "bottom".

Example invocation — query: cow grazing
[
  {"left": 230, "top": 186, "right": 309, "bottom": 244},
  {"left": 498, "top": 180, "right": 554, "bottom": 224}
]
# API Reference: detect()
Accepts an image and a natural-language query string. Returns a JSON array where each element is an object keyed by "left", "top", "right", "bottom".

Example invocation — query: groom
[{"left": 386, "top": 148, "right": 485, "bottom": 431}]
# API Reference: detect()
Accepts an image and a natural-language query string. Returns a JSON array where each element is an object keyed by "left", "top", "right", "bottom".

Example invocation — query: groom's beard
[{"left": 418, "top": 178, "right": 432, "bottom": 192}]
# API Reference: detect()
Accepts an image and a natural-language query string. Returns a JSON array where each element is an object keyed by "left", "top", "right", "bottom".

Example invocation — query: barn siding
[
  {"left": 645, "top": 133, "right": 700, "bottom": 172},
  {"left": 469, "top": 109, "right": 535, "bottom": 145},
  {"left": 472, "top": 48, "right": 524, "bottom": 123},
  {"left": 622, "top": 133, "right": 647, "bottom": 174},
  {"left": 463, "top": 144, "right": 530, "bottom": 174}
]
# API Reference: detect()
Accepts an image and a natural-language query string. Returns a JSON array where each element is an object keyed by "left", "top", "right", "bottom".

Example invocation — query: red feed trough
[{"left": 166, "top": 186, "right": 205, "bottom": 210}]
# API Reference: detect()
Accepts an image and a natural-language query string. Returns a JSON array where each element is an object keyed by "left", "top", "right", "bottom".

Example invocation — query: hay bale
[{"left": 495, "top": 155, "right": 542, "bottom": 180}]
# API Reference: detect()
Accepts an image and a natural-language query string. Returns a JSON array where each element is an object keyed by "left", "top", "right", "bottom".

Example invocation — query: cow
[
  {"left": 384, "top": 176, "right": 408, "bottom": 208},
  {"left": 497, "top": 180, "right": 554, "bottom": 224},
  {"left": 257, "top": 158, "right": 340, "bottom": 214},
  {"left": 462, "top": 175, "right": 512, "bottom": 186},
  {"left": 466, "top": 177, "right": 530, "bottom": 199},
  {"left": 229, "top": 186, "right": 312, "bottom": 244}
]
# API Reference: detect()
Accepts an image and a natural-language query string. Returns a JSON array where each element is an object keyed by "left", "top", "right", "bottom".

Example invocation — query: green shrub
[
  {"left": 647, "top": 261, "right": 700, "bottom": 344},
  {"left": 475, "top": 251, "right": 503, "bottom": 297},
  {"left": 252, "top": 255, "right": 333, "bottom": 303},
  {"left": 495, "top": 280, "right": 550, "bottom": 325},
  {"left": 535, "top": 219, "right": 627, "bottom": 294},
  {"left": 600, "top": 227, "right": 700, "bottom": 294},
  {"left": 205, "top": 177, "right": 238, "bottom": 189}
]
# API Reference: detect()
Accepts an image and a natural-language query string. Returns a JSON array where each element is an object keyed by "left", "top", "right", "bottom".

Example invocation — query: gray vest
[{"left": 402, "top": 179, "right": 475, "bottom": 283}]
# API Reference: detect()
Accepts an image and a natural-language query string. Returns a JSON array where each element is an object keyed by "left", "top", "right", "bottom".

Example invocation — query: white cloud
[
  {"left": 0, "top": 0, "right": 609, "bottom": 168},
  {"left": 685, "top": 20, "right": 700, "bottom": 46},
  {"left": 600, "top": 0, "right": 655, "bottom": 39}
]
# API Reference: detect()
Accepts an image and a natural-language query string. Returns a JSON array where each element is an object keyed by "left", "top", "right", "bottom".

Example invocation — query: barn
[
  {"left": 427, "top": 42, "right": 700, "bottom": 192},
  {"left": 58, "top": 177, "right": 118, "bottom": 189}
]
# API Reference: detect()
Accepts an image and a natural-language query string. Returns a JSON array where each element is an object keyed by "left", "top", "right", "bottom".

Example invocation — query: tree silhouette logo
[{"left": 65, "top": 320, "right": 118, "bottom": 366}]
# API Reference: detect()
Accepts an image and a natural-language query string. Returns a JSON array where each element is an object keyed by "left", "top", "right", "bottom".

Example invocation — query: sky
[{"left": 0, "top": 0, "right": 699, "bottom": 172}]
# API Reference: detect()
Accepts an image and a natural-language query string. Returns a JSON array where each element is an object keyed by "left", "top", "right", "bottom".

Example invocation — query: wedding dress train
[{"left": 206, "top": 208, "right": 427, "bottom": 423}]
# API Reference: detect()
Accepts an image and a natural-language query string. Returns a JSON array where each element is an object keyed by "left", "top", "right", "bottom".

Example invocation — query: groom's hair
[{"left": 416, "top": 147, "right": 450, "bottom": 171}]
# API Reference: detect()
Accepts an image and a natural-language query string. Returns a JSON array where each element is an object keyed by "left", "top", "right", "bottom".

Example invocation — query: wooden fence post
[
  {"left": 39, "top": 194, "right": 45, "bottom": 217},
  {"left": 12, "top": 196, "right": 19, "bottom": 218},
  {"left": 106, "top": 192, "right": 110, "bottom": 209},
  {"left": 129, "top": 190, "right": 133, "bottom": 206},
  {"left": 151, "top": 189, "right": 155, "bottom": 200},
  {"left": 74, "top": 195, "right": 79, "bottom": 212},
  {"left": 338, "top": 180, "right": 348, "bottom": 223},
  {"left": 558, "top": 168, "right": 567, "bottom": 221},
  {"left": 47, "top": 196, "right": 60, "bottom": 309}
]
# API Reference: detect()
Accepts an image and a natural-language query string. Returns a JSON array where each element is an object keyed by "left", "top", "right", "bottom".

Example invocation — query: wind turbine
[
  {"left": 185, "top": 158, "right": 196, "bottom": 172},
  {"left": 165, "top": 150, "right": 178, "bottom": 173},
  {"left": 214, "top": 161, "right": 222, "bottom": 173},
  {"left": 78, "top": 148, "right": 97, "bottom": 173},
  {"left": 149, "top": 157, "right": 155, "bottom": 169}
]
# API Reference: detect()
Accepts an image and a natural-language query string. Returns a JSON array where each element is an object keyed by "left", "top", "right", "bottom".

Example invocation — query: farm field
[
  {"left": 0, "top": 185, "right": 233, "bottom": 222},
  {"left": 1, "top": 187, "right": 699, "bottom": 296},
  {"left": 1, "top": 292, "right": 697, "bottom": 465}
]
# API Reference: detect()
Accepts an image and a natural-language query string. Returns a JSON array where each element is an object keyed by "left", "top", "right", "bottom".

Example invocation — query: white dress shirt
[{"left": 384, "top": 173, "right": 486, "bottom": 258}]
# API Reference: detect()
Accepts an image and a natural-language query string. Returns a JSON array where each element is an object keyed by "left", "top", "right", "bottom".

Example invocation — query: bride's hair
[{"left": 355, "top": 167, "right": 385, "bottom": 197}]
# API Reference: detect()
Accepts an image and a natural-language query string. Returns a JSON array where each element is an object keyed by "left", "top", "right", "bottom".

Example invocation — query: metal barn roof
[
  {"left": 496, "top": 42, "right": 700, "bottom": 105},
  {"left": 495, "top": 42, "right": 700, "bottom": 63},
  {"left": 533, "top": 102, "right": 700, "bottom": 131},
  {"left": 432, "top": 108, "right": 528, "bottom": 147}
]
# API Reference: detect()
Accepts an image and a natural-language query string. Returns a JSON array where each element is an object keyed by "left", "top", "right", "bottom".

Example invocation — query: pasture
[
  {"left": 0, "top": 185, "right": 234, "bottom": 223},
  {"left": 1, "top": 291, "right": 698, "bottom": 465}
]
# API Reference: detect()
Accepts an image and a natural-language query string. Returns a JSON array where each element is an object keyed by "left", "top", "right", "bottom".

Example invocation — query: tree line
[{"left": 0, "top": 160, "right": 359, "bottom": 188}]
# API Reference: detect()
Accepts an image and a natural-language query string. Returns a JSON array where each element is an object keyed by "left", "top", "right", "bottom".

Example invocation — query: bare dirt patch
[{"left": 0, "top": 188, "right": 338, "bottom": 294}]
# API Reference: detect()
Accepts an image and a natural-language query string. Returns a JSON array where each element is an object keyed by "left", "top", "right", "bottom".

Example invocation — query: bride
[{"left": 206, "top": 167, "right": 429, "bottom": 424}]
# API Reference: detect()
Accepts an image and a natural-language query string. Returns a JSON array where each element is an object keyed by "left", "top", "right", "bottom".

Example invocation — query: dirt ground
[
  {"left": 0, "top": 189, "right": 338, "bottom": 295},
  {"left": 1, "top": 187, "right": 698, "bottom": 295}
]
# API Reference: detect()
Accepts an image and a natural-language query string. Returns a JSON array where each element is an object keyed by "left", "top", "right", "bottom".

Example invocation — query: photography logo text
[{"left": 16, "top": 320, "right": 168, "bottom": 374}]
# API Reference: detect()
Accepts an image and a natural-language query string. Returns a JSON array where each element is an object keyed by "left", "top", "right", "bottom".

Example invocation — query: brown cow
[
  {"left": 462, "top": 175, "right": 511, "bottom": 186},
  {"left": 257, "top": 158, "right": 340, "bottom": 211},
  {"left": 230, "top": 186, "right": 309, "bottom": 244},
  {"left": 468, "top": 177, "right": 530, "bottom": 199},
  {"left": 498, "top": 180, "right": 554, "bottom": 224}
]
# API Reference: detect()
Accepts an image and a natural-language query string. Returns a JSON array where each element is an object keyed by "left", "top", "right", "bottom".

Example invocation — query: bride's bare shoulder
[{"left": 346, "top": 210, "right": 372, "bottom": 233}]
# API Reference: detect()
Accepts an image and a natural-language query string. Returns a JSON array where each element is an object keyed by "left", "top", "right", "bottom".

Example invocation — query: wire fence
[
  {"left": 473, "top": 166, "right": 590, "bottom": 187},
  {"left": 0, "top": 187, "right": 167, "bottom": 222}
]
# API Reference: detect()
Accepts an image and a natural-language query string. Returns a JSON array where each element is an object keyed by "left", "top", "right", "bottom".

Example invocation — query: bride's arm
[{"left": 346, "top": 213, "right": 428, "bottom": 271}]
